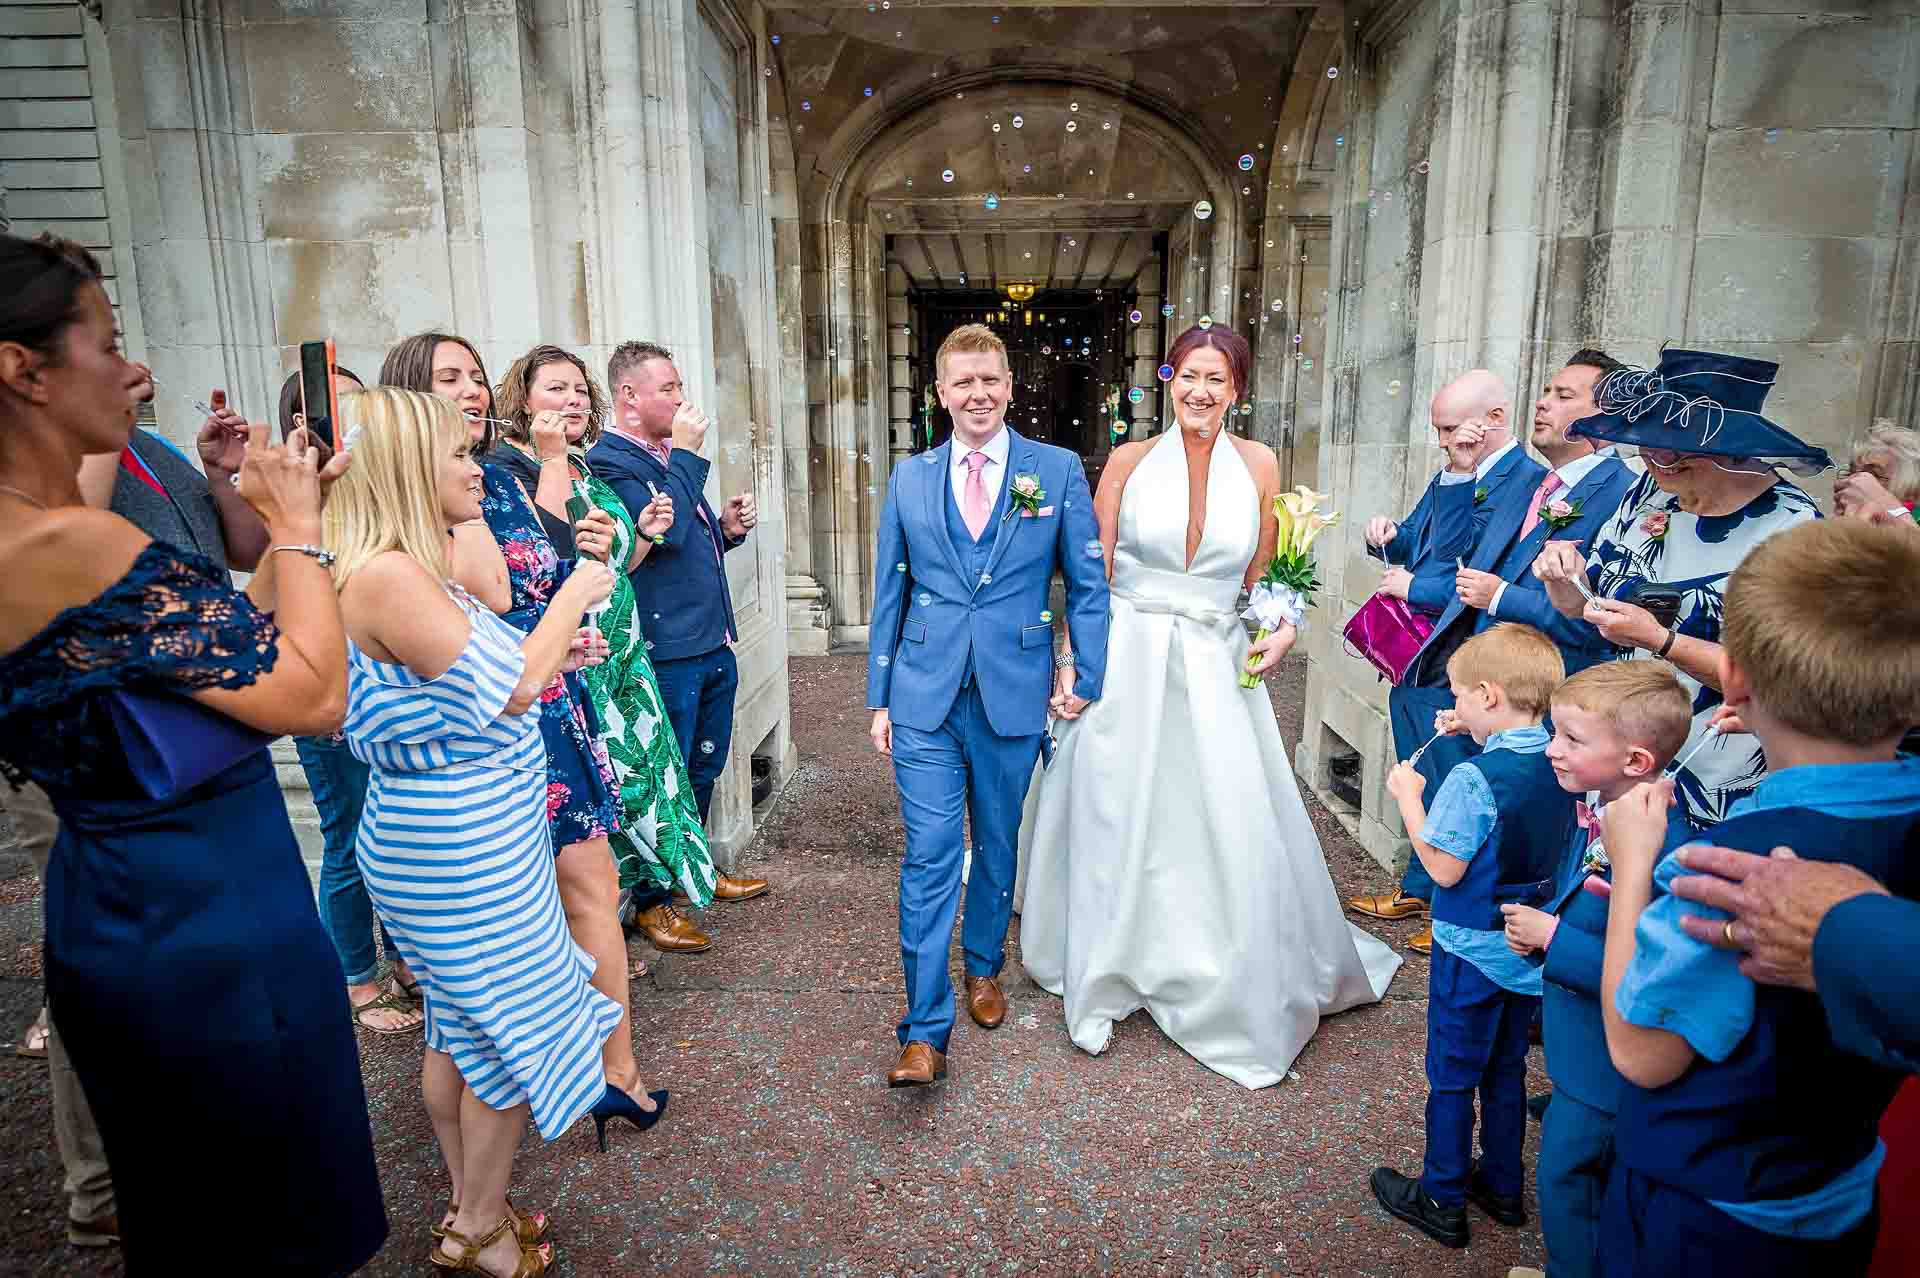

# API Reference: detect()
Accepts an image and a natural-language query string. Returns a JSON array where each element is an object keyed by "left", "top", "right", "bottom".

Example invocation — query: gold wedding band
[{"left": 1723, "top": 920, "right": 1737, "bottom": 946}]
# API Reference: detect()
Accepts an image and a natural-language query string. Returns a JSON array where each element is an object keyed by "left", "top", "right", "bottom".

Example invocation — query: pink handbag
[{"left": 1342, "top": 592, "right": 1436, "bottom": 686}]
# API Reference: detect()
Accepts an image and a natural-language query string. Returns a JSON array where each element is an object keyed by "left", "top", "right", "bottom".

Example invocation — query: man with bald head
[{"left": 1351, "top": 369, "right": 1547, "bottom": 951}]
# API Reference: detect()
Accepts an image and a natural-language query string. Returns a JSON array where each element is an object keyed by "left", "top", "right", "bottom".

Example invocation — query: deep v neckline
[{"left": 1177, "top": 429, "right": 1230, "bottom": 572}]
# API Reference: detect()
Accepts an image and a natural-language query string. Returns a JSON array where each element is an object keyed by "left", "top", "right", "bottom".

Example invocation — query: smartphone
[
  {"left": 1627, "top": 582, "right": 1684, "bottom": 630},
  {"left": 565, "top": 483, "right": 599, "bottom": 564},
  {"left": 298, "top": 339, "right": 339, "bottom": 450}
]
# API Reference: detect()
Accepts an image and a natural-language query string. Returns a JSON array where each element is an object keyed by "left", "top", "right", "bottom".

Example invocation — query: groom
[{"left": 867, "top": 323, "right": 1111, "bottom": 1087}]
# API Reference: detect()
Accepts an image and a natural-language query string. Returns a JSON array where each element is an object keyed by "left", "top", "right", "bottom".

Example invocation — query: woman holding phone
[{"left": 0, "top": 232, "right": 385, "bottom": 1269}]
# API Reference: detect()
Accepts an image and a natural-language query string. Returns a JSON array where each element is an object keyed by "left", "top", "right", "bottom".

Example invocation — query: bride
[{"left": 1017, "top": 323, "right": 1401, "bottom": 1089}]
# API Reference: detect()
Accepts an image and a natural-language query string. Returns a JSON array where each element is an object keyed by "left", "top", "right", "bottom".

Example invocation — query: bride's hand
[{"left": 1244, "top": 623, "right": 1297, "bottom": 677}]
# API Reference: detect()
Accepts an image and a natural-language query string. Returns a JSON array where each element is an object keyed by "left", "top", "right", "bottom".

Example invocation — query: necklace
[{"left": 0, "top": 484, "right": 49, "bottom": 511}]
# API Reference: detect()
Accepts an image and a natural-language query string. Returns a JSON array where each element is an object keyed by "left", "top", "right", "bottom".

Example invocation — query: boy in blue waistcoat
[
  {"left": 1371, "top": 622, "right": 1577, "bottom": 1249},
  {"left": 1498, "top": 661, "right": 1694, "bottom": 1278},
  {"left": 1594, "top": 520, "right": 1920, "bottom": 1278}
]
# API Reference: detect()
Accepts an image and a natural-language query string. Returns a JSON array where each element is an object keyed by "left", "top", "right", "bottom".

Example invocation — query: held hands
[
  {"left": 669, "top": 402, "right": 710, "bottom": 454},
  {"left": 1386, "top": 760, "right": 1425, "bottom": 802},
  {"left": 637, "top": 492, "right": 675, "bottom": 539},
  {"left": 1500, "top": 903, "right": 1559, "bottom": 955},
  {"left": 1531, "top": 539, "right": 1588, "bottom": 585},
  {"left": 1379, "top": 566, "right": 1413, "bottom": 601},
  {"left": 1454, "top": 567, "right": 1502, "bottom": 610},
  {"left": 237, "top": 424, "right": 346, "bottom": 539},
  {"left": 721, "top": 492, "right": 758, "bottom": 539},
  {"left": 1599, "top": 777, "right": 1675, "bottom": 876},
  {"left": 1364, "top": 516, "right": 1399, "bottom": 549},
  {"left": 573, "top": 507, "right": 616, "bottom": 561},
  {"left": 1583, "top": 597, "right": 1663, "bottom": 650},
  {"left": 1050, "top": 663, "right": 1091, "bottom": 721},
  {"left": 530, "top": 410, "right": 571, "bottom": 461},
  {"left": 869, "top": 709, "right": 892, "bottom": 756},
  {"left": 196, "top": 388, "right": 249, "bottom": 475},
  {"left": 1244, "top": 622, "right": 1298, "bottom": 678}
]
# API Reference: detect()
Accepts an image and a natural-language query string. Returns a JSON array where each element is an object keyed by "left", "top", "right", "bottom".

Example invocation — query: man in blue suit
[
  {"left": 867, "top": 324, "right": 1111, "bottom": 1087},
  {"left": 1351, "top": 370, "right": 1545, "bottom": 948}
]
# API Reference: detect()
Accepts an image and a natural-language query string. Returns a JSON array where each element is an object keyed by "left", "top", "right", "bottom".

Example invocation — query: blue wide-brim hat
[{"left": 1569, "top": 347, "right": 1832, "bottom": 476}]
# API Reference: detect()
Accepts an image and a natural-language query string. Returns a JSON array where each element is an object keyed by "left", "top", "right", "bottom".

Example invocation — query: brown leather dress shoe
[
  {"left": 1349, "top": 889, "right": 1428, "bottom": 920},
  {"left": 1407, "top": 924, "right": 1433, "bottom": 956},
  {"left": 965, "top": 976, "right": 1007, "bottom": 1029},
  {"left": 886, "top": 1040, "right": 947, "bottom": 1088},
  {"left": 67, "top": 1210, "right": 119, "bottom": 1248},
  {"left": 676, "top": 873, "right": 770, "bottom": 904},
  {"left": 631, "top": 902, "right": 712, "bottom": 954}
]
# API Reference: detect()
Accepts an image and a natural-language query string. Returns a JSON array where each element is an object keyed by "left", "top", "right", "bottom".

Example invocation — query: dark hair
[
  {"left": 277, "top": 364, "right": 365, "bottom": 438},
  {"left": 380, "top": 331, "right": 495, "bottom": 452},
  {"left": 1565, "top": 348, "right": 1625, "bottom": 380},
  {"left": 1165, "top": 324, "right": 1251, "bottom": 401},
  {"left": 607, "top": 340, "right": 674, "bottom": 394},
  {"left": 1, "top": 232, "right": 105, "bottom": 359},
  {"left": 496, "top": 345, "right": 608, "bottom": 448}
]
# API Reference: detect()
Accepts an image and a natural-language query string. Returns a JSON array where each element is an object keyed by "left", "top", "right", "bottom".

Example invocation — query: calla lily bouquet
[{"left": 1240, "top": 486, "right": 1339, "bottom": 688}]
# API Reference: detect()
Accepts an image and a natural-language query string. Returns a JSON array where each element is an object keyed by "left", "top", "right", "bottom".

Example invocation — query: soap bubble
[
  {"left": 1066, "top": 120, "right": 1077, "bottom": 133},
  {"left": 1102, "top": 120, "right": 1111, "bottom": 130},
  {"left": 1416, "top": 159, "right": 1431, "bottom": 174},
  {"left": 800, "top": 100, "right": 810, "bottom": 111},
  {"left": 1128, "top": 387, "right": 1145, "bottom": 404},
  {"left": 1238, "top": 154, "right": 1254, "bottom": 171},
  {"left": 1241, "top": 403, "right": 1254, "bottom": 416},
  {"left": 1067, "top": 238, "right": 1076, "bottom": 247},
  {"left": 1157, "top": 364, "right": 1174, "bottom": 381},
  {"left": 1242, "top": 186, "right": 1251, "bottom": 195},
  {"left": 1012, "top": 114, "right": 1023, "bottom": 128},
  {"left": 770, "top": 34, "right": 780, "bottom": 44},
  {"left": 1326, "top": 66, "right": 1338, "bottom": 79},
  {"left": 1128, "top": 309, "right": 1143, "bottom": 323},
  {"left": 1765, "top": 128, "right": 1780, "bottom": 144},
  {"left": 1084, "top": 541, "right": 1103, "bottom": 559},
  {"left": 1302, "top": 358, "right": 1314, "bottom": 369},
  {"left": 1070, "top": 101, "right": 1079, "bottom": 112},
  {"left": 1293, "top": 334, "right": 1302, "bottom": 345},
  {"left": 1041, "top": 345, "right": 1052, "bottom": 355},
  {"left": 1111, "top": 421, "right": 1127, "bottom": 437},
  {"left": 992, "top": 122, "right": 1001, "bottom": 132},
  {"left": 864, "top": 87, "right": 873, "bottom": 97},
  {"left": 1334, "top": 135, "right": 1345, "bottom": 147},
  {"left": 1161, "top": 303, "right": 1174, "bottom": 317},
  {"left": 1271, "top": 299, "right": 1283, "bottom": 312},
  {"left": 1387, "top": 380, "right": 1403, "bottom": 397},
  {"left": 917, "top": 593, "right": 932, "bottom": 607},
  {"left": 1022, "top": 163, "right": 1031, "bottom": 172},
  {"left": 941, "top": 169, "right": 954, "bottom": 183},
  {"left": 984, "top": 193, "right": 999, "bottom": 210},
  {"left": 1198, "top": 315, "right": 1213, "bottom": 330},
  {"left": 1193, "top": 199, "right": 1213, "bottom": 220}
]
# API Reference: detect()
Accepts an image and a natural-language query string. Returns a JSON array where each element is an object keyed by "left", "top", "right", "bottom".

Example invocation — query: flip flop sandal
[
  {"left": 352, "top": 990, "right": 425, "bottom": 1035},
  {"left": 392, "top": 973, "right": 425, "bottom": 1004}
]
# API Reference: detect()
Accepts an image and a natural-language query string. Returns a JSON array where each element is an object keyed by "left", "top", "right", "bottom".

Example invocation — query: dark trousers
[
  {"left": 650, "top": 645, "right": 739, "bottom": 824},
  {"left": 1422, "top": 942, "right": 1538, "bottom": 1206},
  {"left": 1539, "top": 1089, "right": 1614, "bottom": 1278},
  {"left": 1388, "top": 683, "right": 1479, "bottom": 901},
  {"left": 1600, "top": 1163, "right": 1878, "bottom": 1278}
]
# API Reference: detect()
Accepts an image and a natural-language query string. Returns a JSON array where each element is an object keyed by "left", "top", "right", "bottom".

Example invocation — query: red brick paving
[{"left": 0, "top": 654, "right": 1549, "bottom": 1276}]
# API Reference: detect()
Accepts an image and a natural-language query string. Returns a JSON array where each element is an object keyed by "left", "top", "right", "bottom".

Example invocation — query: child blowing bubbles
[
  {"left": 1502, "top": 662, "right": 1693, "bottom": 1278},
  {"left": 1372, "top": 624, "right": 1575, "bottom": 1251},
  {"left": 1594, "top": 520, "right": 1920, "bottom": 1278}
]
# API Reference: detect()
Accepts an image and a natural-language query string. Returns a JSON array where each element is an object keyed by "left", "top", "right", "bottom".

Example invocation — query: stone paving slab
[{"left": 0, "top": 655, "right": 1551, "bottom": 1275}]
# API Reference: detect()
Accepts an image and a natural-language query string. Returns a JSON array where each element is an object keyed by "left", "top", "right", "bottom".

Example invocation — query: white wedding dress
[{"left": 1017, "top": 428, "right": 1402, "bottom": 1089}]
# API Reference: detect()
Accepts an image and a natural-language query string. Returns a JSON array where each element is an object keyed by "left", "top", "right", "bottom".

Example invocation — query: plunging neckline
[{"left": 1176, "top": 428, "right": 1230, "bottom": 572}]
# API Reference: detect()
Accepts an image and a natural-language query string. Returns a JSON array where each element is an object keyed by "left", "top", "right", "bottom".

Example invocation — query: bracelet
[
  {"left": 1656, "top": 627, "right": 1677, "bottom": 658},
  {"left": 268, "top": 543, "right": 336, "bottom": 568},
  {"left": 1054, "top": 652, "right": 1076, "bottom": 670}
]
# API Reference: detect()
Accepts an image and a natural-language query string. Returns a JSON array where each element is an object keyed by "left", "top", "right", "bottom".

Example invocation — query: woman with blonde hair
[
  {"left": 328, "top": 387, "right": 665, "bottom": 1277},
  {"left": 494, "top": 344, "right": 730, "bottom": 929}
]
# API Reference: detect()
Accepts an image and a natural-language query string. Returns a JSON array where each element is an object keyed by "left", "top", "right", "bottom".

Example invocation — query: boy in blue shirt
[
  {"left": 1371, "top": 623, "right": 1577, "bottom": 1248},
  {"left": 1498, "top": 661, "right": 1694, "bottom": 1278},
  {"left": 1594, "top": 519, "right": 1920, "bottom": 1277}
]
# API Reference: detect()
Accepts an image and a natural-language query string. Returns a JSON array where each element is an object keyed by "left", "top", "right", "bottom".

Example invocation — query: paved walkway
[{"left": 0, "top": 654, "right": 1549, "bottom": 1276}]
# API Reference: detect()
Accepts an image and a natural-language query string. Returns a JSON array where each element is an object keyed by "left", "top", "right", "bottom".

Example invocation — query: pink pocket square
[{"left": 1022, "top": 505, "right": 1055, "bottom": 519}]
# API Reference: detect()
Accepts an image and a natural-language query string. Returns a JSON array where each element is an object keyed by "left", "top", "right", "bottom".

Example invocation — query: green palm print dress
[{"left": 575, "top": 463, "right": 717, "bottom": 905}]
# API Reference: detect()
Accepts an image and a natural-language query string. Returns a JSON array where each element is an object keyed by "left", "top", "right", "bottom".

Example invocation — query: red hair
[{"left": 1166, "top": 324, "right": 1251, "bottom": 399}]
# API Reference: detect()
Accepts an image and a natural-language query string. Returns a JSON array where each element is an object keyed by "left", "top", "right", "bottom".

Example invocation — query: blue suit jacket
[
  {"left": 1406, "top": 453, "right": 1631, "bottom": 686},
  {"left": 1380, "top": 446, "right": 1544, "bottom": 619},
  {"left": 587, "top": 432, "right": 744, "bottom": 663},
  {"left": 866, "top": 430, "right": 1110, "bottom": 738},
  {"left": 1814, "top": 888, "right": 1920, "bottom": 1073}
]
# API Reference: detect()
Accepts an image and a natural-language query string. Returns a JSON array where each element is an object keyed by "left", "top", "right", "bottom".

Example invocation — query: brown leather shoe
[
  {"left": 1349, "top": 889, "right": 1428, "bottom": 920},
  {"left": 631, "top": 902, "right": 712, "bottom": 954},
  {"left": 67, "top": 1210, "right": 119, "bottom": 1248},
  {"left": 676, "top": 873, "right": 769, "bottom": 904},
  {"left": 965, "top": 976, "right": 1007, "bottom": 1029},
  {"left": 1407, "top": 924, "right": 1433, "bottom": 956},
  {"left": 886, "top": 1040, "right": 947, "bottom": 1088}
]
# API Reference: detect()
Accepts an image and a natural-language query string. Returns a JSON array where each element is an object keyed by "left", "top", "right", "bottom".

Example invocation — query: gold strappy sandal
[
  {"left": 434, "top": 1199, "right": 549, "bottom": 1245},
  {"left": 429, "top": 1215, "right": 550, "bottom": 1277}
]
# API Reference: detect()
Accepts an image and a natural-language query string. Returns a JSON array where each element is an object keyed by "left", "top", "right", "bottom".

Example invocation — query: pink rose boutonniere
[
  {"left": 1640, "top": 511, "right": 1670, "bottom": 541},
  {"left": 1541, "top": 498, "right": 1582, "bottom": 534}
]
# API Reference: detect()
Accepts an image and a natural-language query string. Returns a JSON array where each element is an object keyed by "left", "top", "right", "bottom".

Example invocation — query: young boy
[
  {"left": 1596, "top": 520, "right": 1920, "bottom": 1278},
  {"left": 1371, "top": 623, "right": 1576, "bottom": 1249},
  {"left": 1498, "top": 662, "right": 1695, "bottom": 1278}
]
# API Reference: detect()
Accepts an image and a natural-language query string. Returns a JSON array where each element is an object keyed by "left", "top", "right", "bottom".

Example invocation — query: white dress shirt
[
  {"left": 1437, "top": 436, "right": 1521, "bottom": 487},
  {"left": 1488, "top": 447, "right": 1615, "bottom": 616},
  {"left": 950, "top": 426, "right": 1011, "bottom": 513}
]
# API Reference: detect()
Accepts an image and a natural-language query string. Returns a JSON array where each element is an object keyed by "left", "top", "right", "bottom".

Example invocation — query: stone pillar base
[{"left": 787, "top": 574, "right": 832, "bottom": 656}]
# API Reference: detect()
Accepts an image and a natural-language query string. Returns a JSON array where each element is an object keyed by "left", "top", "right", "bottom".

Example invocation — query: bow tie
[{"left": 1576, "top": 800, "right": 1602, "bottom": 838}]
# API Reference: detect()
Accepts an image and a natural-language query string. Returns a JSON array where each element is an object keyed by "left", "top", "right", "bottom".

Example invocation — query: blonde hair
[
  {"left": 1551, "top": 660, "right": 1693, "bottom": 766},
  {"left": 323, "top": 388, "right": 469, "bottom": 589},
  {"left": 935, "top": 323, "right": 1008, "bottom": 381},
  {"left": 1849, "top": 421, "right": 1920, "bottom": 505},
  {"left": 1447, "top": 623, "right": 1565, "bottom": 718},
  {"left": 495, "top": 344, "right": 608, "bottom": 449},
  {"left": 1722, "top": 520, "right": 1920, "bottom": 745}
]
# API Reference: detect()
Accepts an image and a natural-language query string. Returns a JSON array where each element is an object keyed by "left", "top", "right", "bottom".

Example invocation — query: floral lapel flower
[
  {"left": 1005, "top": 472, "right": 1046, "bottom": 522},
  {"left": 1542, "top": 498, "right": 1583, "bottom": 533},
  {"left": 1640, "top": 510, "right": 1670, "bottom": 540},
  {"left": 1473, "top": 485, "right": 1490, "bottom": 506}
]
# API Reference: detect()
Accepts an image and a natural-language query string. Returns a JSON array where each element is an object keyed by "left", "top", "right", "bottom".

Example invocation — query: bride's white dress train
[{"left": 1017, "top": 429, "right": 1401, "bottom": 1089}]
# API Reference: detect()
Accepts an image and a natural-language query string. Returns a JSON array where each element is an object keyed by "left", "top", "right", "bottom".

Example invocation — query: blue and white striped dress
[{"left": 347, "top": 588, "right": 622, "bottom": 1140}]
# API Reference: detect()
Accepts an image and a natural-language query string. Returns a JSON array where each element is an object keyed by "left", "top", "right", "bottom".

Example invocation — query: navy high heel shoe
[{"left": 589, "top": 1084, "right": 668, "bottom": 1152}]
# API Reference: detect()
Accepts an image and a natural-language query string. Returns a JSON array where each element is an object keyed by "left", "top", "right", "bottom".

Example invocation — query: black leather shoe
[
  {"left": 1370, "top": 1167, "right": 1468, "bottom": 1248},
  {"left": 1468, "top": 1163, "right": 1528, "bottom": 1227},
  {"left": 1528, "top": 1091, "right": 1552, "bottom": 1122}
]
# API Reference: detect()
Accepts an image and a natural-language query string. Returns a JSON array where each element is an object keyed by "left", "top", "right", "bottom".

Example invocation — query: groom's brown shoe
[
  {"left": 965, "top": 976, "right": 1007, "bottom": 1029},
  {"left": 886, "top": 1041, "right": 946, "bottom": 1088},
  {"left": 1349, "top": 889, "right": 1427, "bottom": 920}
]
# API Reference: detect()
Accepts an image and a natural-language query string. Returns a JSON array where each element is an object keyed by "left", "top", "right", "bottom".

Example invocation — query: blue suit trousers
[
  {"left": 891, "top": 681, "right": 1044, "bottom": 1052},
  {"left": 1422, "top": 943, "right": 1538, "bottom": 1207},
  {"left": 1539, "top": 1090, "right": 1614, "bottom": 1278},
  {"left": 1599, "top": 1164, "right": 1878, "bottom": 1278}
]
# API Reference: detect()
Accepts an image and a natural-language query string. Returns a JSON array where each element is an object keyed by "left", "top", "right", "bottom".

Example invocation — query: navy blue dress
[{"left": 0, "top": 543, "right": 386, "bottom": 1274}]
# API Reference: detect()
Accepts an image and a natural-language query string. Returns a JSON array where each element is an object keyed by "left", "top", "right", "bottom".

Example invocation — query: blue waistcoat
[
  {"left": 941, "top": 465, "right": 1010, "bottom": 685},
  {"left": 1431, "top": 747, "right": 1573, "bottom": 931},
  {"left": 1616, "top": 803, "right": 1920, "bottom": 1204}
]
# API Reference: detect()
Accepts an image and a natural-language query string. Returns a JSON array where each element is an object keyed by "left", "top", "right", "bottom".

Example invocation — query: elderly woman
[
  {"left": 1835, "top": 421, "right": 1920, "bottom": 528},
  {"left": 1534, "top": 348, "right": 1827, "bottom": 830}
]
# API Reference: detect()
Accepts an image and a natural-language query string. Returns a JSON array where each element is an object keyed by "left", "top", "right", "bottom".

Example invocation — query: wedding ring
[{"left": 1723, "top": 920, "right": 1737, "bottom": 947}]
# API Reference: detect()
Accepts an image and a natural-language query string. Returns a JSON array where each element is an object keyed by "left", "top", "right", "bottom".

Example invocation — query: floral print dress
[
  {"left": 1582, "top": 469, "right": 1819, "bottom": 830},
  {"left": 479, "top": 462, "right": 619, "bottom": 850},
  {"left": 576, "top": 466, "right": 718, "bottom": 905}
]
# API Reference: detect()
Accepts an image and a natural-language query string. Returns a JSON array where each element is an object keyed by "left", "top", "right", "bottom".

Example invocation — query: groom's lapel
[
  {"left": 918, "top": 442, "right": 967, "bottom": 584},
  {"left": 978, "top": 430, "right": 1035, "bottom": 589}
]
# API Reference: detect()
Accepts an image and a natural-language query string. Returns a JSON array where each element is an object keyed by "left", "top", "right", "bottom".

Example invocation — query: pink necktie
[
  {"left": 1520, "top": 471, "right": 1565, "bottom": 538},
  {"left": 962, "top": 451, "right": 991, "bottom": 541}
]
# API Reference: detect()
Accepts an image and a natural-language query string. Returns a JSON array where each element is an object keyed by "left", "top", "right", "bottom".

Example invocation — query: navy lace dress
[{"left": 0, "top": 543, "right": 386, "bottom": 1274}]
